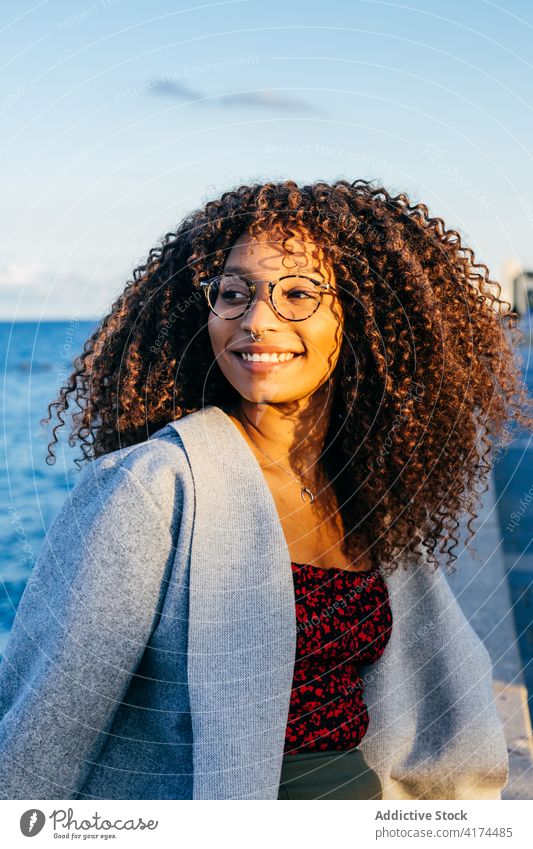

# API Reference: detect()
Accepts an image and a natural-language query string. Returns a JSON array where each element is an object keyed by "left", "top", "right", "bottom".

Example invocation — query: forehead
[{"left": 224, "top": 229, "right": 334, "bottom": 281}]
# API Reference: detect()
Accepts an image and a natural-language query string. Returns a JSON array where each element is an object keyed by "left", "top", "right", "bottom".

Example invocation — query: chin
[{"left": 234, "top": 386, "right": 310, "bottom": 406}]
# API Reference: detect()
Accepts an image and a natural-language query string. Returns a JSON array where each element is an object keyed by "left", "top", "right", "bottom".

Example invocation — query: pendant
[{"left": 300, "top": 487, "right": 314, "bottom": 503}]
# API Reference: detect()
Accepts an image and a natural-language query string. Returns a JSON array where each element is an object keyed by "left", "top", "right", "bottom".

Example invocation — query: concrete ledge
[
  {"left": 493, "top": 680, "right": 533, "bottom": 799},
  {"left": 445, "top": 473, "right": 533, "bottom": 800}
]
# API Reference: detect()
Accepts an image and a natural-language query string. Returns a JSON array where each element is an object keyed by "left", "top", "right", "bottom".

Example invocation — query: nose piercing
[{"left": 251, "top": 331, "right": 266, "bottom": 342}]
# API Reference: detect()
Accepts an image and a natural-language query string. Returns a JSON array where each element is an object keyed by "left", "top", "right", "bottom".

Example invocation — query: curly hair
[{"left": 41, "top": 178, "right": 533, "bottom": 575}]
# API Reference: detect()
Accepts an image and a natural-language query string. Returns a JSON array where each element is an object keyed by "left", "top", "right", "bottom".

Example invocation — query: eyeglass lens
[{"left": 206, "top": 274, "right": 322, "bottom": 320}]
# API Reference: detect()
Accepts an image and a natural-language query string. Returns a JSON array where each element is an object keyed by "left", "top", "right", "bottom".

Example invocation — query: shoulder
[
  {"left": 68, "top": 405, "right": 241, "bottom": 528},
  {"left": 65, "top": 422, "right": 193, "bottom": 537}
]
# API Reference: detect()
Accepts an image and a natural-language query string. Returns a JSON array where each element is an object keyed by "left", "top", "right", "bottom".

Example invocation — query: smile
[
  {"left": 238, "top": 351, "right": 297, "bottom": 363},
  {"left": 230, "top": 350, "right": 303, "bottom": 371}
]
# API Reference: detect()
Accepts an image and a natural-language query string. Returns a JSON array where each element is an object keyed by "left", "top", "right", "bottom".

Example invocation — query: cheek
[{"left": 306, "top": 316, "right": 343, "bottom": 366}]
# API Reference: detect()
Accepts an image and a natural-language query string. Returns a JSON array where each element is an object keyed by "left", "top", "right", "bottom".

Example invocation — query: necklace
[{"left": 239, "top": 419, "right": 316, "bottom": 503}]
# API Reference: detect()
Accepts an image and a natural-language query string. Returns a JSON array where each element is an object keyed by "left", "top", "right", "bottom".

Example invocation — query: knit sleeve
[
  {"left": 0, "top": 460, "right": 177, "bottom": 799},
  {"left": 359, "top": 555, "right": 509, "bottom": 801}
]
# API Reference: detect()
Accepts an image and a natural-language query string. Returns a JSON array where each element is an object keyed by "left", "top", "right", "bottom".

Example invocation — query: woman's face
[{"left": 207, "top": 228, "right": 344, "bottom": 405}]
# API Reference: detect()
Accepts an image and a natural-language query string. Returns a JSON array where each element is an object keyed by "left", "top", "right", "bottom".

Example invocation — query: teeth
[{"left": 239, "top": 351, "right": 296, "bottom": 363}]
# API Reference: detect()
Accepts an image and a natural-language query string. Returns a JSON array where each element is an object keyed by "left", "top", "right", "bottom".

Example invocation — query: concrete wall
[{"left": 445, "top": 473, "right": 533, "bottom": 800}]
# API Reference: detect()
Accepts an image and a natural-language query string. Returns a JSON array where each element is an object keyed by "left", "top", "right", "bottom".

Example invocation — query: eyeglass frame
[{"left": 198, "top": 273, "right": 334, "bottom": 321}]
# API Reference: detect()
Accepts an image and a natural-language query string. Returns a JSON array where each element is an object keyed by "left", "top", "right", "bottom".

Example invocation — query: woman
[{"left": 0, "top": 178, "right": 530, "bottom": 801}]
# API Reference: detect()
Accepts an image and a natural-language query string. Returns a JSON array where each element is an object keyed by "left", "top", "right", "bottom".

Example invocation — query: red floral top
[{"left": 283, "top": 560, "right": 393, "bottom": 755}]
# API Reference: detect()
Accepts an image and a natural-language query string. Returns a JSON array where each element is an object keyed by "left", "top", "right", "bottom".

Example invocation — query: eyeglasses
[{"left": 199, "top": 273, "right": 333, "bottom": 321}]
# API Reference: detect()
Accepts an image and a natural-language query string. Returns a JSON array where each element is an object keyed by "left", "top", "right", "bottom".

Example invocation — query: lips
[
  {"left": 230, "top": 350, "right": 303, "bottom": 372},
  {"left": 237, "top": 351, "right": 299, "bottom": 363},
  {"left": 229, "top": 344, "right": 304, "bottom": 355}
]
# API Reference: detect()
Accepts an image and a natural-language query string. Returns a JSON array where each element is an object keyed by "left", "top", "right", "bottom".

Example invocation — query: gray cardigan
[{"left": 0, "top": 405, "right": 509, "bottom": 800}]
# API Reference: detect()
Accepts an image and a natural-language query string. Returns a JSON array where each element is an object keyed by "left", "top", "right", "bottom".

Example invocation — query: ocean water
[
  {"left": 0, "top": 318, "right": 532, "bottom": 660},
  {"left": 0, "top": 320, "right": 99, "bottom": 653}
]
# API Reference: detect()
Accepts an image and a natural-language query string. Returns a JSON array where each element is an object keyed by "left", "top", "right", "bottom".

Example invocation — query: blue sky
[{"left": 1, "top": 0, "right": 532, "bottom": 318}]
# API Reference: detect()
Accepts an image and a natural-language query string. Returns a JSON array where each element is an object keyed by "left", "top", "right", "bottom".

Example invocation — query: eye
[
  {"left": 278, "top": 276, "right": 322, "bottom": 303},
  {"left": 286, "top": 288, "right": 316, "bottom": 300},
  {"left": 217, "top": 274, "right": 250, "bottom": 302},
  {"left": 220, "top": 288, "right": 248, "bottom": 302}
]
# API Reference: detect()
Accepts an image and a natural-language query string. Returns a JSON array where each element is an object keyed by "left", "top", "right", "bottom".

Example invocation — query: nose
[{"left": 240, "top": 285, "right": 282, "bottom": 335}]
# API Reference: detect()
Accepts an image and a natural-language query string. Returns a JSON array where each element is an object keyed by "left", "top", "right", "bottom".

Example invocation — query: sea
[{"left": 0, "top": 320, "right": 99, "bottom": 653}]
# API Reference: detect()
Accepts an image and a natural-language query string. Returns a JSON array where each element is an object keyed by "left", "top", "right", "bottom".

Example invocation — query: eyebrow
[
  {"left": 223, "top": 265, "right": 325, "bottom": 279},
  {"left": 223, "top": 265, "right": 252, "bottom": 274}
]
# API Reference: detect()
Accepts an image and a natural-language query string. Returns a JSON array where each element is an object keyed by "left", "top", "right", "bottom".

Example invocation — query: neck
[{"left": 228, "top": 384, "right": 334, "bottom": 486}]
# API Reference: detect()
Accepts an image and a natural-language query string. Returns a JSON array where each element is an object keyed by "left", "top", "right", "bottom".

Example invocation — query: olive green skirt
[{"left": 277, "top": 747, "right": 382, "bottom": 800}]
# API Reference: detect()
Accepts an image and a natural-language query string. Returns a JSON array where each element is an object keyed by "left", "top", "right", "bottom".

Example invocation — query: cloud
[
  {"left": 149, "top": 77, "right": 325, "bottom": 114},
  {"left": 0, "top": 263, "right": 53, "bottom": 294},
  {"left": 0, "top": 262, "right": 113, "bottom": 320}
]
